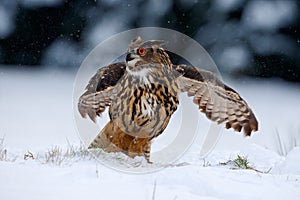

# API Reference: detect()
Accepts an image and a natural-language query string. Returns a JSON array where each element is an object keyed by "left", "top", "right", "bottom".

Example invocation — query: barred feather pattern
[
  {"left": 109, "top": 64, "right": 179, "bottom": 139},
  {"left": 78, "top": 37, "right": 259, "bottom": 163},
  {"left": 78, "top": 62, "right": 126, "bottom": 122},
  {"left": 174, "top": 64, "right": 258, "bottom": 136}
]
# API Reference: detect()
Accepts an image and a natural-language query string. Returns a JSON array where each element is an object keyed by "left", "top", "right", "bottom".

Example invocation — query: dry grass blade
[
  {"left": 0, "top": 137, "right": 17, "bottom": 162},
  {"left": 0, "top": 138, "right": 7, "bottom": 161},
  {"left": 152, "top": 180, "right": 157, "bottom": 200}
]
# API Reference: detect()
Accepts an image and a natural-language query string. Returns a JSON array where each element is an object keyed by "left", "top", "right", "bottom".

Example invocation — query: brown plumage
[{"left": 78, "top": 36, "right": 258, "bottom": 163}]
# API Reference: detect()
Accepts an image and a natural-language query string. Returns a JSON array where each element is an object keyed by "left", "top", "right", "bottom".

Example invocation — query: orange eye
[{"left": 137, "top": 47, "right": 146, "bottom": 56}]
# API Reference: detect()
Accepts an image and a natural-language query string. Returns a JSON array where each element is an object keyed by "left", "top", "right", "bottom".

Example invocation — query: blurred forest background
[{"left": 0, "top": 0, "right": 299, "bottom": 82}]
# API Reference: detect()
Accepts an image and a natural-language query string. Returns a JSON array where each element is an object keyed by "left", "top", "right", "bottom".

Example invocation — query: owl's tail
[{"left": 88, "top": 121, "right": 152, "bottom": 162}]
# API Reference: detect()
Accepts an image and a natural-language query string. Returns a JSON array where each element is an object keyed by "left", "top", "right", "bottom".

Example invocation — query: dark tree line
[{"left": 0, "top": 0, "right": 299, "bottom": 82}]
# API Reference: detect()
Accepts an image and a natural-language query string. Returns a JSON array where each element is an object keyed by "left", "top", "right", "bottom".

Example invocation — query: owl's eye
[{"left": 137, "top": 47, "right": 146, "bottom": 56}]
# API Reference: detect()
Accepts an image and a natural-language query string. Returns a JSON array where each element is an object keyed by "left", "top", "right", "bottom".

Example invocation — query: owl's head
[{"left": 125, "top": 36, "right": 172, "bottom": 74}]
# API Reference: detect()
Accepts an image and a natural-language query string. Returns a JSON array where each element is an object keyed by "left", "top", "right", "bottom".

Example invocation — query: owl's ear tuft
[
  {"left": 144, "top": 40, "right": 167, "bottom": 49},
  {"left": 132, "top": 36, "right": 143, "bottom": 43},
  {"left": 152, "top": 40, "right": 166, "bottom": 46},
  {"left": 129, "top": 37, "right": 167, "bottom": 51},
  {"left": 129, "top": 36, "right": 143, "bottom": 50}
]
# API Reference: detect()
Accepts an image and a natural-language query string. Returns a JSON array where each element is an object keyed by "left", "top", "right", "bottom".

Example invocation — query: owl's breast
[{"left": 109, "top": 78, "right": 179, "bottom": 139}]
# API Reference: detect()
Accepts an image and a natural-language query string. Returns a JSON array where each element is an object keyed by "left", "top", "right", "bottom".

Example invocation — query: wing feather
[
  {"left": 78, "top": 62, "right": 126, "bottom": 122},
  {"left": 173, "top": 64, "right": 258, "bottom": 136}
]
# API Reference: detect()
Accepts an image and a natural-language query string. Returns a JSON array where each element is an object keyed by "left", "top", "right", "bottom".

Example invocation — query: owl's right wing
[
  {"left": 78, "top": 62, "right": 126, "bottom": 122},
  {"left": 173, "top": 64, "right": 258, "bottom": 136}
]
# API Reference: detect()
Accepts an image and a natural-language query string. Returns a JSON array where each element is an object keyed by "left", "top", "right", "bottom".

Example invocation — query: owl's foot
[{"left": 127, "top": 138, "right": 152, "bottom": 163}]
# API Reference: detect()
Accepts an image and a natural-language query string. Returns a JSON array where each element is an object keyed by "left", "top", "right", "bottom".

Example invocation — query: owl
[{"left": 78, "top": 37, "right": 258, "bottom": 163}]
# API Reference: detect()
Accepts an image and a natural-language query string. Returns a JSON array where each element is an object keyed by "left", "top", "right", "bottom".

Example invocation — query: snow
[
  {"left": 42, "top": 39, "right": 84, "bottom": 69},
  {"left": 0, "top": 5, "right": 16, "bottom": 38},
  {"left": 273, "top": 147, "right": 300, "bottom": 175},
  {"left": 1, "top": 67, "right": 300, "bottom": 199},
  {"left": 0, "top": 68, "right": 77, "bottom": 149},
  {"left": 213, "top": 0, "right": 245, "bottom": 12},
  {"left": 138, "top": 0, "right": 172, "bottom": 26},
  {"left": 85, "top": 16, "right": 127, "bottom": 47},
  {"left": 218, "top": 45, "right": 250, "bottom": 71},
  {"left": 100, "top": 0, "right": 122, "bottom": 7},
  {"left": 242, "top": 0, "right": 298, "bottom": 31},
  {"left": 248, "top": 33, "right": 296, "bottom": 56}
]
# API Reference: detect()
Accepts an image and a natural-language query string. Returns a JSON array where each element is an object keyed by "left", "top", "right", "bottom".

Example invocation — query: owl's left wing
[
  {"left": 173, "top": 64, "right": 258, "bottom": 136},
  {"left": 78, "top": 62, "right": 126, "bottom": 122}
]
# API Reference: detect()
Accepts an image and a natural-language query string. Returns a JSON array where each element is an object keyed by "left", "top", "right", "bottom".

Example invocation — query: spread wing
[
  {"left": 78, "top": 62, "right": 126, "bottom": 122},
  {"left": 173, "top": 64, "right": 258, "bottom": 136}
]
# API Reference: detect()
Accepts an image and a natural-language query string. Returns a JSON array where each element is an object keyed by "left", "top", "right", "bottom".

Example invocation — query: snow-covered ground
[{"left": 1, "top": 67, "right": 300, "bottom": 199}]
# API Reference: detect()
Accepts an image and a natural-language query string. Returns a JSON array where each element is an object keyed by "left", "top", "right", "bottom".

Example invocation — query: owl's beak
[
  {"left": 126, "top": 53, "right": 140, "bottom": 69},
  {"left": 126, "top": 53, "right": 134, "bottom": 62}
]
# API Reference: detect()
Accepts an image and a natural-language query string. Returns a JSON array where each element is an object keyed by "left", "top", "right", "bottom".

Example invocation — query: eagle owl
[{"left": 78, "top": 37, "right": 258, "bottom": 163}]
